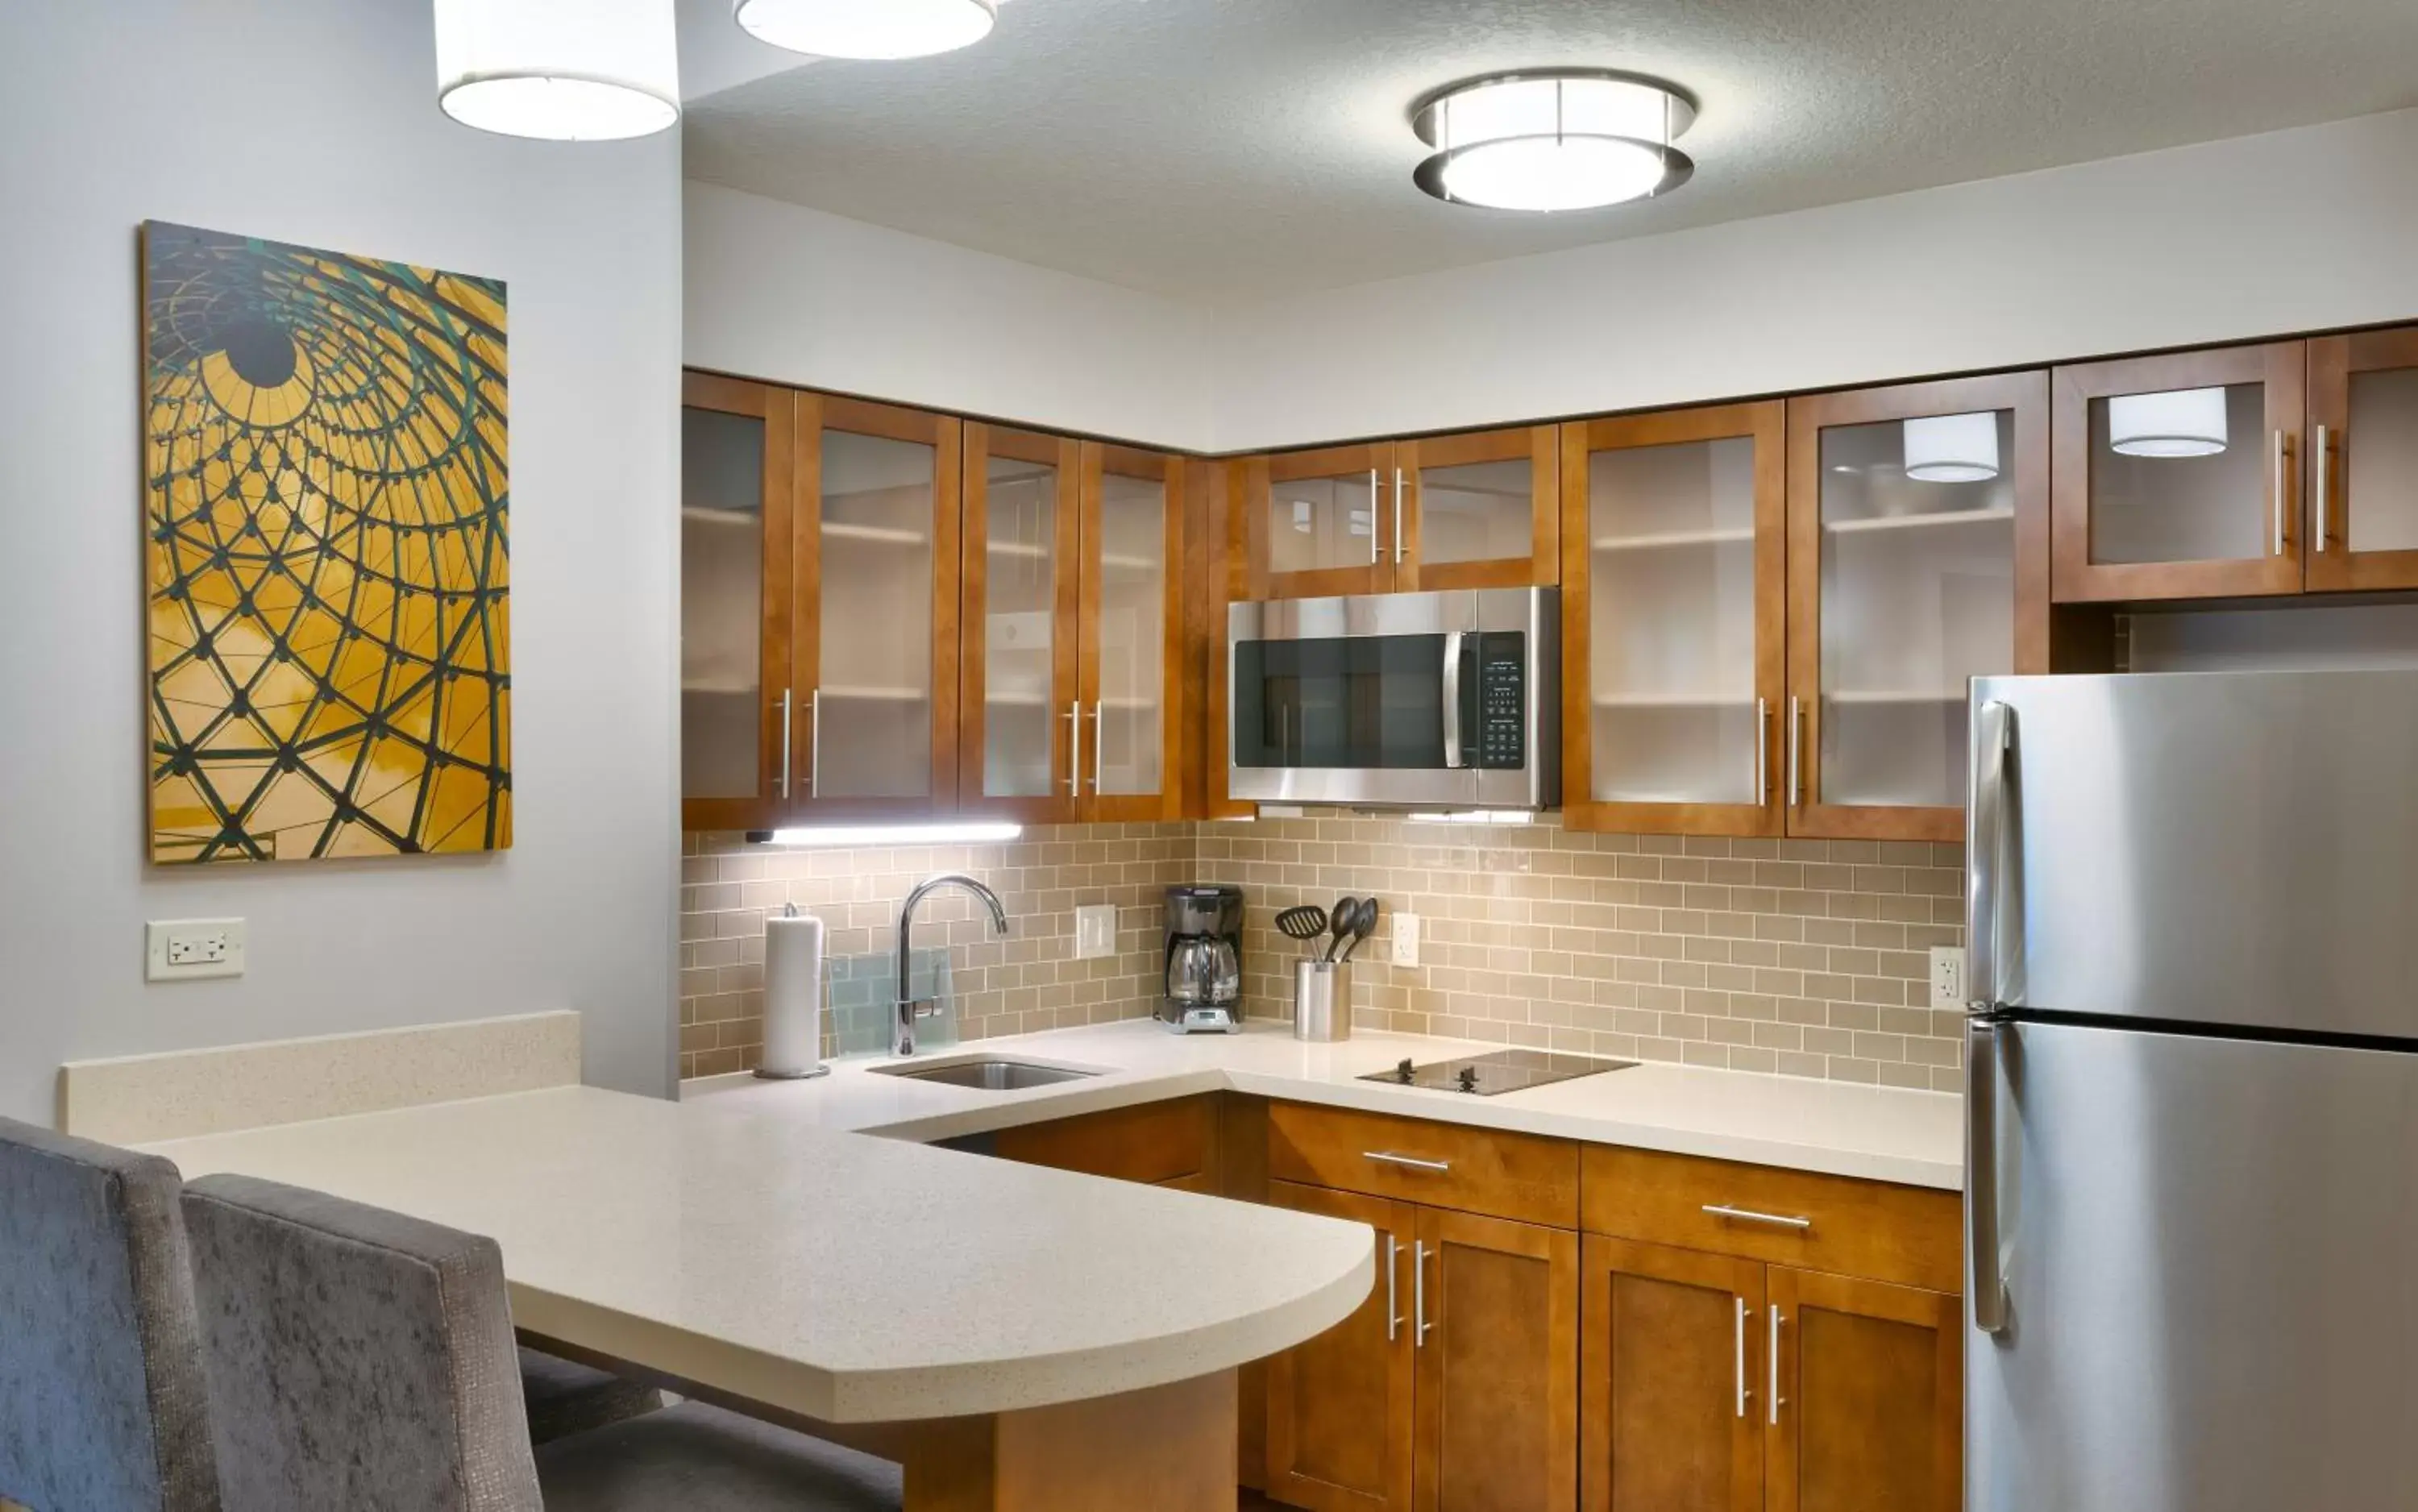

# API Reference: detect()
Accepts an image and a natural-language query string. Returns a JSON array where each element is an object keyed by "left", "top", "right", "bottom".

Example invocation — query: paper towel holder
[{"left": 755, "top": 902, "right": 833, "bottom": 1082}]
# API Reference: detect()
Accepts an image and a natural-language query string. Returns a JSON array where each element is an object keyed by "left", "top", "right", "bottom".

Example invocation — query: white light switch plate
[
  {"left": 1930, "top": 945, "right": 1966, "bottom": 1007},
  {"left": 1073, "top": 904, "right": 1117, "bottom": 961},
  {"left": 1390, "top": 912, "right": 1420, "bottom": 967},
  {"left": 147, "top": 918, "right": 247, "bottom": 982}
]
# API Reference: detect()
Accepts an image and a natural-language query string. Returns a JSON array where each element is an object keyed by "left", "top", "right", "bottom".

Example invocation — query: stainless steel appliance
[
  {"left": 1361, "top": 1049, "right": 1634, "bottom": 1095},
  {"left": 1965, "top": 669, "right": 2418, "bottom": 1512},
  {"left": 1160, "top": 885, "right": 1243, "bottom": 1033},
  {"left": 1227, "top": 587, "right": 1559, "bottom": 809}
]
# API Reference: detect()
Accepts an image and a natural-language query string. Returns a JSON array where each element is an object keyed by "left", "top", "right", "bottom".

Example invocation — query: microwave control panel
[{"left": 1474, "top": 633, "right": 1526, "bottom": 770}]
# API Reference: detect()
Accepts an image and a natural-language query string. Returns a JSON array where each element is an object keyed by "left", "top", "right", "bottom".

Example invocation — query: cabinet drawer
[
  {"left": 1267, "top": 1101, "right": 1578, "bottom": 1228},
  {"left": 991, "top": 1095, "right": 1217, "bottom": 1186},
  {"left": 1581, "top": 1144, "right": 1960, "bottom": 1294}
]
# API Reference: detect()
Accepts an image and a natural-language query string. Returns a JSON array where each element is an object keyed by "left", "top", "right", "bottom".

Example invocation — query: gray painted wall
[{"left": 0, "top": 0, "right": 683, "bottom": 1124}]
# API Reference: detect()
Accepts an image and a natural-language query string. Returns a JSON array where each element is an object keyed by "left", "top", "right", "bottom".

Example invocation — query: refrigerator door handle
[
  {"left": 1968, "top": 1016, "right": 2011, "bottom": 1335},
  {"left": 1967, "top": 699, "right": 2013, "bottom": 1009}
]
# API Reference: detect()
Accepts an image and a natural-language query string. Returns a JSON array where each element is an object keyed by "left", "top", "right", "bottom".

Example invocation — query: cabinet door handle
[
  {"left": 808, "top": 689, "right": 821, "bottom": 797},
  {"left": 1091, "top": 701, "right": 1106, "bottom": 795},
  {"left": 1787, "top": 696, "right": 1802, "bottom": 809},
  {"left": 1734, "top": 1297, "right": 1749, "bottom": 1418},
  {"left": 1755, "top": 696, "right": 1769, "bottom": 808},
  {"left": 777, "top": 689, "right": 793, "bottom": 800},
  {"left": 2272, "top": 429, "right": 2289, "bottom": 556},
  {"left": 1393, "top": 467, "right": 1407, "bottom": 564},
  {"left": 1064, "top": 701, "right": 1082, "bottom": 796},
  {"left": 1367, "top": 467, "right": 1381, "bottom": 566},
  {"left": 1703, "top": 1203, "right": 1813, "bottom": 1231},
  {"left": 2314, "top": 424, "right": 2332, "bottom": 553},
  {"left": 1364, "top": 1150, "right": 1452, "bottom": 1173},
  {"left": 1386, "top": 1236, "right": 1403, "bottom": 1342},
  {"left": 1768, "top": 1304, "right": 1784, "bottom": 1425},
  {"left": 1414, "top": 1240, "right": 1431, "bottom": 1347}
]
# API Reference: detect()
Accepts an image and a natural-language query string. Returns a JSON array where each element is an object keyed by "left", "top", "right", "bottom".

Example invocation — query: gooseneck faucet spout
[{"left": 893, "top": 873, "right": 1011, "bottom": 1057}]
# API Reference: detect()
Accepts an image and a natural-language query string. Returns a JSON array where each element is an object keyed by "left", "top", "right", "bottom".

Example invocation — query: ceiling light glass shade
[
  {"left": 434, "top": 0, "right": 680, "bottom": 141},
  {"left": 735, "top": 0, "right": 997, "bottom": 60},
  {"left": 2108, "top": 386, "right": 2229, "bottom": 458},
  {"left": 1411, "top": 71, "right": 1695, "bottom": 212},
  {"left": 1901, "top": 412, "right": 2002, "bottom": 483}
]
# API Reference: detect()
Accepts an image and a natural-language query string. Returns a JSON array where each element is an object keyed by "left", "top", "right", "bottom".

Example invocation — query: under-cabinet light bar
[
  {"left": 1404, "top": 810, "right": 1535, "bottom": 825},
  {"left": 763, "top": 822, "right": 1024, "bottom": 848}
]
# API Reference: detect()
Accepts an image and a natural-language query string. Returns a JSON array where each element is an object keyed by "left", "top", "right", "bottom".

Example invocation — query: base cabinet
[
  {"left": 1265, "top": 1183, "right": 1417, "bottom": 1511},
  {"left": 1765, "top": 1269, "right": 1960, "bottom": 1512},
  {"left": 1581, "top": 1237, "right": 1765, "bottom": 1512}
]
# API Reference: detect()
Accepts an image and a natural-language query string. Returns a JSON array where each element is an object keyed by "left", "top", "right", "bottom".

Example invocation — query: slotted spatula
[{"left": 1275, "top": 904, "right": 1328, "bottom": 947}]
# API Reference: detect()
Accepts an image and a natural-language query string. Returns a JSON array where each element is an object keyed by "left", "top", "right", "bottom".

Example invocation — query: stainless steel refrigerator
[{"left": 1964, "top": 669, "right": 2418, "bottom": 1512}]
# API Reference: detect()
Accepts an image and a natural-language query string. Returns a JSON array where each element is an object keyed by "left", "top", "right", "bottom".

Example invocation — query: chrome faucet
[{"left": 892, "top": 873, "right": 1009, "bottom": 1057}]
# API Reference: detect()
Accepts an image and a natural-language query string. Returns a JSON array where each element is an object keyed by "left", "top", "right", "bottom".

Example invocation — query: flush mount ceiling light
[
  {"left": 2108, "top": 387, "right": 2229, "bottom": 458},
  {"left": 735, "top": 0, "right": 997, "bottom": 60},
  {"left": 1902, "top": 412, "right": 2003, "bottom": 484},
  {"left": 434, "top": 0, "right": 680, "bottom": 141},
  {"left": 1410, "top": 70, "right": 1696, "bottom": 213}
]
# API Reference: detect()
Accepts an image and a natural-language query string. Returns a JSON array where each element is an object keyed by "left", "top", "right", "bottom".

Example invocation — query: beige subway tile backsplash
[{"left": 678, "top": 815, "right": 1965, "bottom": 1092}]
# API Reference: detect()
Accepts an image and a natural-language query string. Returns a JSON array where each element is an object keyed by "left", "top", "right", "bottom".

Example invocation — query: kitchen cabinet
[
  {"left": 1786, "top": 372, "right": 2050, "bottom": 842},
  {"left": 989, "top": 1093, "right": 1219, "bottom": 1186},
  {"left": 1560, "top": 402, "right": 1786, "bottom": 838},
  {"left": 1080, "top": 442, "right": 1194, "bottom": 819},
  {"left": 1764, "top": 1269, "right": 1960, "bottom": 1512},
  {"left": 1265, "top": 1182, "right": 1418, "bottom": 1512},
  {"left": 1238, "top": 430, "right": 1558, "bottom": 601},
  {"left": 679, "top": 372, "right": 796, "bottom": 832},
  {"left": 1581, "top": 1237, "right": 1764, "bottom": 1512},
  {"left": 2305, "top": 327, "right": 2418, "bottom": 592},
  {"left": 2052, "top": 343, "right": 2308, "bottom": 602}
]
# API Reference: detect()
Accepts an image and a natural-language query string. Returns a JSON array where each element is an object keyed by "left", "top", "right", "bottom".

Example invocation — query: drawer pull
[
  {"left": 1364, "top": 1150, "right": 1452, "bottom": 1173},
  {"left": 1702, "top": 1203, "right": 1812, "bottom": 1231}
]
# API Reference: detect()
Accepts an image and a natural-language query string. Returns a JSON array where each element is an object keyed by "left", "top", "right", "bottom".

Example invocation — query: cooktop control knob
[
  {"left": 1458, "top": 1065, "right": 1479, "bottom": 1094},
  {"left": 1395, "top": 1057, "right": 1415, "bottom": 1084}
]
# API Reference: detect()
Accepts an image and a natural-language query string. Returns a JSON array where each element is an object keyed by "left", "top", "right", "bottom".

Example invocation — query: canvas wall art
[{"left": 142, "top": 222, "right": 510, "bottom": 862}]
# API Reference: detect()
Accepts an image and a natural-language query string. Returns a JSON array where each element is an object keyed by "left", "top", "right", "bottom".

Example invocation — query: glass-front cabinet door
[
  {"left": 2307, "top": 327, "right": 2418, "bottom": 593},
  {"left": 1789, "top": 373, "right": 2049, "bottom": 841},
  {"left": 796, "top": 393, "right": 962, "bottom": 815},
  {"left": 1560, "top": 402, "right": 1783, "bottom": 837},
  {"left": 2052, "top": 343, "right": 2306, "bottom": 601},
  {"left": 1394, "top": 426, "right": 1560, "bottom": 592},
  {"left": 679, "top": 373, "right": 794, "bottom": 832},
  {"left": 1243, "top": 442, "right": 1396, "bottom": 599},
  {"left": 1080, "top": 443, "right": 1187, "bottom": 820},
  {"left": 958, "top": 424, "right": 1079, "bottom": 819}
]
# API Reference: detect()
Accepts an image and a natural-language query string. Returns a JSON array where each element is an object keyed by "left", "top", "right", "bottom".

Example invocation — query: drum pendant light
[
  {"left": 735, "top": 0, "right": 999, "bottom": 60},
  {"left": 434, "top": 0, "right": 680, "bottom": 141}
]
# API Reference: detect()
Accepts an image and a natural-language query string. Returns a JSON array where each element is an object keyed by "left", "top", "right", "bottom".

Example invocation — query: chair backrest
[
  {"left": 0, "top": 1116, "right": 219, "bottom": 1512},
  {"left": 178, "top": 1174, "right": 542, "bottom": 1512}
]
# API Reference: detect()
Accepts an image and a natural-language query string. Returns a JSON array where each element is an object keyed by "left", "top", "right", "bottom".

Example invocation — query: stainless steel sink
[{"left": 869, "top": 1057, "right": 1099, "bottom": 1091}]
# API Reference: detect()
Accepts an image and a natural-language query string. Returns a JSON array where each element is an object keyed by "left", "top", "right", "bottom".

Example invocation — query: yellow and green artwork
[{"left": 143, "top": 221, "right": 510, "bottom": 862}]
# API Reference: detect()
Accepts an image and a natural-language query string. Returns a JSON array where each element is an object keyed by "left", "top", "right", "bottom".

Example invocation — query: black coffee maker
[{"left": 1159, "top": 885, "right": 1244, "bottom": 1033}]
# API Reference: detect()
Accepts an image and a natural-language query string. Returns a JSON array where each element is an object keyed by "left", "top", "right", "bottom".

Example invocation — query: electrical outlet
[
  {"left": 1930, "top": 945, "right": 1966, "bottom": 1007},
  {"left": 1072, "top": 904, "right": 1117, "bottom": 961},
  {"left": 1390, "top": 912, "right": 1421, "bottom": 967},
  {"left": 147, "top": 919, "right": 247, "bottom": 982}
]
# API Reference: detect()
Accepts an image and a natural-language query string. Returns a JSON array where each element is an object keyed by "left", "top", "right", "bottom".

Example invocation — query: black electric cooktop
[{"left": 1359, "top": 1048, "right": 1636, "bottom": 1097}]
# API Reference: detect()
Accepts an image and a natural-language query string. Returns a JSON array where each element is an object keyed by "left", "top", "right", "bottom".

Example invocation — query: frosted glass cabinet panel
[
  {"left": 960, "top": 425, "right": 1078, "bottom": 813},
  {"left": 1395, "top": 426, "right": 1559, "bottom": 591},
  {"left": 1789, "top": 374, "right": 2048, "bottom": 841},
  {"left": 1081, "top": 444, "right": 1188, "bottom": 820},
  {"left": 2308, "top": 327, "right": 2418, "bottom": 592},
  {"left": 800, "top": 394, "right": 961, "bottom": 812},
  {"left": 1248, "top": 442, "right": 1394, "bottom": 598},
  {"left": 1561, "top": 403, "right": 1783, "bottom": 836},
  {"left": 2053, "top": 343, "right": 2305, "bottom": 601},
  {"left": 679, "top": 374, "right": 792, "bottom": 830}
]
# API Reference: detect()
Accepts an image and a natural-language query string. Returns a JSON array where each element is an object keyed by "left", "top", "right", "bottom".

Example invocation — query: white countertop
[
  {"left": 146, "top": 1082, "right": 1373, "bottom": 1422},
  {"left": 689, "top": 1020, "right": 1966, "bottom": 1191}
]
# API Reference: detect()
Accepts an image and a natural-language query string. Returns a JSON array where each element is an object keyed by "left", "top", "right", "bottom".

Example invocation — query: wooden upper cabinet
[
  {"left": 679, "top": 372, "right": 796, "bottom": 832},
  {"left": 1080, "top": 442, "right": 1191, "bottom": 820},
  {"left": 959, "top": 423, "right": 1082, "bottom": 820},
  {"left": 1561, "top": 404, "right": 1785, "bottom": 839},
  {"left": 793, "top": 392, "right": 962, "bottom": 817},
  {"left": 1244, "top": 442, "right": 1399, "bottom": 599},
  {"left": 1394, "top": 426, "right": 1561, "bottom": 592},
  {"left": 2306, "top": 326, "right": 2418, "bottom": 592},
  {"left": 1581, "top": 1236, "right": 1764, "bottom": 1512},
  {"left": 1265, "top": 1181, "right": 1417, "bottom": 1512},
  {"left": 2051, "top": 342, "right": 2308, "bottom": 602},
  {"left": 1413, "top": 1207, "right": 1580, "bottom": 1512},
  {"left": 1764, "top": 1268, "right": 1961, "bottom": 1512},
  {"left": 1786, "top": 372, "right": 2049, "bottom": 842}
]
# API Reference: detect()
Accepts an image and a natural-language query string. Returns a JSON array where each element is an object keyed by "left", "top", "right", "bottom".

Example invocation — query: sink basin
[{"left": 869, "top": 1057, "right": 1099, "bottom": 1091}]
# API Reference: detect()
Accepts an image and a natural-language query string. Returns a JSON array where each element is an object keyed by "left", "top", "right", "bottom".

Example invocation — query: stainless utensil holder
[{"left": 1293, "top": 960, "right": 1352, "bottom": 1042}]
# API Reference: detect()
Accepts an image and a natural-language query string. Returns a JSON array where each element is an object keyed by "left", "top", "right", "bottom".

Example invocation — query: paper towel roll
[{"left": 757, "top": 907, "right": 829, "bottom": 1080}]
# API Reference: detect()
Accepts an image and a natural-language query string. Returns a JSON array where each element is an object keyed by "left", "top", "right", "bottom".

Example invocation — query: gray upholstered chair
[
  {"left": 0, "top": 1117, "right": 220, "bottom": 1512},
  {"left": 179, "top": 1173, "right": 900, "bottom": 1511},
  {"left": 515, "top": 1348, "right": 663, "bottom": 1447}
]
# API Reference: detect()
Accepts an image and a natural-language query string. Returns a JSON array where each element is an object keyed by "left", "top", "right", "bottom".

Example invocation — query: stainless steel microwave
[{"left": 1227, "top": 588, "right": 1560, "bottom": 810}]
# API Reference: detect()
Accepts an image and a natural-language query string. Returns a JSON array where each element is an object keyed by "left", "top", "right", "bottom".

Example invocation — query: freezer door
[
  {"left": 1969, "top": 668, "right": 2418, "bottom": 1037},
  {"left": 1967, "top": 1018, "right": 2418, "bottom": 1512}
]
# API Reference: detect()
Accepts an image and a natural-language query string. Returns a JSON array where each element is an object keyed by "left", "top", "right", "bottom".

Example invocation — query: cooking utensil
[
  {"left": 1338, "top": 897, "right": 1381, "bottom": 964},
  {"left": 1275, "top": 904, "right": 1328, "bottom": 945},
  {"left": 1323, "top": 897, "right": 1358, "bottom": 962}
]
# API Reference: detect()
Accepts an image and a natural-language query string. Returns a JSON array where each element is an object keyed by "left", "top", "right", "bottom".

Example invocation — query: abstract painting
[{"left": 143, "top": 222, "right": 510, "bottom": 862}]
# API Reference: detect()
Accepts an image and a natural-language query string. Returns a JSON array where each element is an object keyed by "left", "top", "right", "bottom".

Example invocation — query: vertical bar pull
[
  {"left": 1970, "top": 1018, "right": 2011, "bottom": 1335},
  {"left": 1091, "top": 702, "right": 1106, "bottom": 796},
  {"left": 1385, "top": 1236, "right": 1403, "bottom": 1342},
  {"left": 1786, "top": 696, "right": 1802, "bottom": 808},
  {"left": 1768, "top": 1304, "right": 1784, "bottom": 1425},
  {"left": 1064, "top": 701, "right": 1082, "bottom": 796},
  {"left": 1367, "top": 468, "right": 1381, "bottom": 566},
  {"left": 1967, "top": 700, "right": 2011, "bottom": 1011},
  {"left": 2272, "top": 429, "right": 2289, "bottom": 556},
  {"left": 808, "top": 689, "right": 821, "bottom": 798},
  {"left": 1755, "top": 696, "right": 1769, "bottom": 808},
  {"left": 1440, "top": 631, "right": 1466, "bottom": 771},
  {"left": 777, "top": 689, "right": 793, "bottom": 800},
  {"left": 1393, "top": 467, "right": 1407, "bottom": 564},
  {"left": 1414, "top": 1240, "right": 1431, "bottom": 1347},
  {"left": 2314, "top": 424, "right": 2332, "bottom": 553},
  {"left": 1734, "top": 1297, "right": 1749, "bottom": 1418}
]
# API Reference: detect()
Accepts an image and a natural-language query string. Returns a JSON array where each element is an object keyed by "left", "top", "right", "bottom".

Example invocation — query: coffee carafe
[{"left": 1160, "top": 885, "right": 1244, "bottom": 1033}]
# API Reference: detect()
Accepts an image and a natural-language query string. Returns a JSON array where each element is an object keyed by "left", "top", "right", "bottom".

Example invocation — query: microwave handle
[{"left": 1441, "top": 630, "right": 1465, "bottom": 770}]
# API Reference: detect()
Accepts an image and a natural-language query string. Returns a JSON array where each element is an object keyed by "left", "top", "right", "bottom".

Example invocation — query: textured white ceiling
[{"left": 679, "top": 0, "right": 2418, "bottom": 301}]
